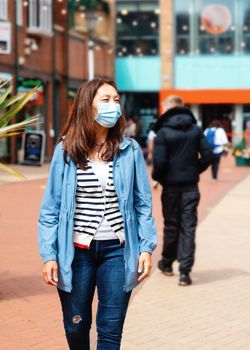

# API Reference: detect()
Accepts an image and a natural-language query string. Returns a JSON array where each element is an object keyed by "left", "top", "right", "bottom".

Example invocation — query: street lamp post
[
  {"left": 85, "top": 11, "right": 100, "bottom": 81},
  {"left": 88, "top": 39, "right": 95, "bottom": 80}
]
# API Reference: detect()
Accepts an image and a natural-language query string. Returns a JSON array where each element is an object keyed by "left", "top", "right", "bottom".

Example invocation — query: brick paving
[
  {"left": 0, "top": 155, "right": 249, "bottom": 349},
  {"left": 0, "top": 164, "right": 50, "bottom": 185},
  {"left": 122, "top": 160, "right": 250, "bottom": 350}
]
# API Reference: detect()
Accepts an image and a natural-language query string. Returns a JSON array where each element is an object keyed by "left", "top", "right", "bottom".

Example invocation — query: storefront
[
  {"left": 16, "top": 77, "right": 45, "bottom": 161},
  {"left": 120, "top": 92, "right": 158, "bottom": 148},
  {"left": 115, "top": 0, "right": 160, "bottom": 148},
  {"left": 17, "top": 77, "right": 45, "bottom": 130},
  {"left": 0, "top": 72, "right": 12, "bottom": 160},
  {"left": 161, "top": 0, "right": 250, "bottom": 145}
]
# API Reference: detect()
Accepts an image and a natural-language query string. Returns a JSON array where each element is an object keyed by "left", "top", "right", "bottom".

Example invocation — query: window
[
  {"left": 39, "top": 0, "right": 52, "bottom": 32},
  {"left": 175, "top": 0, "right": 250, "bottom": 56},
  {"left": 16, "top": 0, "right": 23, "bottom": 26},
  {"left": 175, "top": 2, "right": 190, "bottom": 55},
  {"left": 0, "top": 0, "right": 8, "bottom": 21},
  {"left": 28, "top": 0, "right": 52, "bottom": 33},
  {"left": 116, "top": 1, "right": 159, "bottom": 57},
  {"left": 242, "top": 1, "right": 250, "bottom": 53},
  {"left": 197, "top": 0, "right": 235, "bottom": 55},
  {"left": 29, "top": 0, "right": 39, "bottom": 28}
]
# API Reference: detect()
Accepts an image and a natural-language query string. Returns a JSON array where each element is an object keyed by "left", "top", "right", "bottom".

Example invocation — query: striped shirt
[{"left": 73, "top": 161, "right": 125, "bottom": 249}]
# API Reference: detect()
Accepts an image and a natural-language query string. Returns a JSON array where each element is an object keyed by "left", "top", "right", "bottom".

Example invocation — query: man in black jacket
[{"left": 152, "top": 96, "right": 213, "bottom": 286}]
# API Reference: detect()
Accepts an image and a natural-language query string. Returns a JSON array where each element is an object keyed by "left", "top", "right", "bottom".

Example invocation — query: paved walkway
[
  {"left": 0, "top": 156, "right": 249, "bottom": 349},
  {"left": 0, "top": 163, "right": 50, "bottom": 185},
  {"left": 122, "top": 171, "right": 250, "bottom": 349}
]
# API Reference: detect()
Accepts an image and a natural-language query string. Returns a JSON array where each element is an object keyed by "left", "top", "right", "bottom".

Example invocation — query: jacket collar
[
  {"left": 153, "top": 107, "right": 197, "bottom": 133},
  {"left": 161, "top": 107, "right": 197, "bottom": 124},
  {"left": 119, "top": 137, "right": 133, "bottom": 150}
]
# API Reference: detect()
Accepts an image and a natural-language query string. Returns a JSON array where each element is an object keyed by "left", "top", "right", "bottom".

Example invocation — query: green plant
[
  {"left": 0, "top": 81, "right": 39, "bottom": 178},
  {"left": 233, "top": 138, "right": 250, "bottom": 159}
]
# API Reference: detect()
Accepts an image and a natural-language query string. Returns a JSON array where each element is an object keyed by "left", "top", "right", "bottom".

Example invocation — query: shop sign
[
  {"left": 21, "top": 131, "right": 46, "bottom": 165},
  {"left": 17, "top": 78, "right": 44, "bottom": 105},
  {"left": 17, "top": 78, "right": 44, "bottom": 91},
  {"left": 0, "top": 22, "right": 11, "bottom": 54}
]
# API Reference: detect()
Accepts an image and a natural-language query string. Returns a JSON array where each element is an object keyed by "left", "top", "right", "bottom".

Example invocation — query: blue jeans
[{"left": 57, "top": 239, "right": 131, "bottom": 350}]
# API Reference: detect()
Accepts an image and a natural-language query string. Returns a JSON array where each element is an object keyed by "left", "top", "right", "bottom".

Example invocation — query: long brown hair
[{"left": 58, "top": 78, "right": 126, "bottom": 169}]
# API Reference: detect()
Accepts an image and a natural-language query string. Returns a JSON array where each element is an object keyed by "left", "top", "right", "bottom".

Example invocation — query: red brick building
[{"left": 0, "top": 0, "right": 115, "bottom": 161}]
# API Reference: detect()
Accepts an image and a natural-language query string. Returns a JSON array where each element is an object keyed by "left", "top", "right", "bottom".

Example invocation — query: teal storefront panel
[
  {"left": 175, "top": 56, "right": 250, "bottom": 89},
  {"left": 115, "top": 56, "right": 161, "bottom": 92}
]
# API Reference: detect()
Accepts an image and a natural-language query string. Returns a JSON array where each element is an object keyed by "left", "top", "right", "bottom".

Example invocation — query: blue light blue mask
[{"left": 96, "top": 102, "right": 122, "bottom": 128}]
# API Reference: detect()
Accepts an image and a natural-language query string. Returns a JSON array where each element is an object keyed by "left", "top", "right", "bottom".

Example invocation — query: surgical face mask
[{"left": 96, "top": 102, "right": 122, "bottom": 128}]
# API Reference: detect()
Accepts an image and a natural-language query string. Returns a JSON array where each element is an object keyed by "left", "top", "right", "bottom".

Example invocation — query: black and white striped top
[{"left": 73, "top": 161, "right": 125, "bottom": 248}]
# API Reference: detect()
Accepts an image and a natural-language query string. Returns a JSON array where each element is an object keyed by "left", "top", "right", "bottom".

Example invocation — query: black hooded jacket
[{"left": 152, "top": 107, "right": 213, "bottom": 191}]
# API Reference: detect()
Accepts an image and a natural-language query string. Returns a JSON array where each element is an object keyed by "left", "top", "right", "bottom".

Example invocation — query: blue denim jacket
[{"left": 38, "top": 137, "right": 157, "bottom": 292}]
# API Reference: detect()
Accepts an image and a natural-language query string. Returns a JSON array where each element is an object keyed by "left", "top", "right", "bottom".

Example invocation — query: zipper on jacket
[{"left": 71, "top": 163, "right": 78, "bottom": 215}]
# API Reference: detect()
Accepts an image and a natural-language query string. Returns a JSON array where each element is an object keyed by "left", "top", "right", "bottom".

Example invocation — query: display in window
[{"left": 201, "top": 4, "right": 232, "bottom": 35}]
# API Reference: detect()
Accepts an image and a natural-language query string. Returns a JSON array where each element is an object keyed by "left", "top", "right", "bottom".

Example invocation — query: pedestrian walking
[
  {"left": 147, "top": 126, "right": 159, "bottom": 189},
  {"left": 204, "top": 120, "right": 229, "bottom": 181},
  {"left": 152, "top": 95, "right": 213, "bottom": 286},
  {"left": 124, "top": 118, "right": 137, "bottom": 137},
  {"left": 38, "top": 79, "right": 157, "bottom": 350}
]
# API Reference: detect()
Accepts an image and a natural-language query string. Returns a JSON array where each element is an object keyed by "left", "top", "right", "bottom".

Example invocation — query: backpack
[{"left": 205, "top": 128, "right": 217, "bottom": 149}]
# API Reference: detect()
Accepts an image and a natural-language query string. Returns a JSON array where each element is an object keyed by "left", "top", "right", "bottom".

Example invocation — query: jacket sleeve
[
  {"left": 152, "top": 129, "right": 168, "bottom": 184},
  {"left": 132, "top": 140, "right": 157, "bottom": 254},
  {"left": 38, "top": 143, "right": 64, "bottom": 263},
  {"left": 198, "top": 128, "right": 214, "bottom": 173}
]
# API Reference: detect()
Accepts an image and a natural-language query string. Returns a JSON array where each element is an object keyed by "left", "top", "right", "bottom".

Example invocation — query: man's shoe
[
  {"left": 179, "top": 273, "right": 192, "bottom": 286},
  {"left": 158, "top": 261, "right": 174, "bottom": 276}
]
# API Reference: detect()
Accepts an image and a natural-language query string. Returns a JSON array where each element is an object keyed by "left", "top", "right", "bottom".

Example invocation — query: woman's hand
[
  {"left": 43, "top": 260, "right": 58, "bottom": 287},
  {"left": 137, "top": 252, "right": 153, "bottom": 282}
]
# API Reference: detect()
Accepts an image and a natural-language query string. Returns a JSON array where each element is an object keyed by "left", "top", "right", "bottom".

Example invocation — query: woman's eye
[{"left": 102, "top": 99, "right": 109, "bottom": 102}]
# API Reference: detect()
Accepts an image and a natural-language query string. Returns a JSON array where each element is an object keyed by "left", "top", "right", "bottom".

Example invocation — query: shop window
[
  {"left": 242, "top": 1, "right": 250, "bottom": 53},
  {"left": 175, "top": 0, "right": 250, "bottom": 55},
  {"left": 0, "top": 0, "right": 8, "bottom": 21},
  {"left": 120, "top": 92, "right": 158, "bottom": 148},
  {"left": 116, "top": 1, "right": 159, "bottom": 57},
  {"left": 28, "top": 0, "right": 52, "bottom": 33},
  {"left": 175, "top": 2, "right": 190, "bottom": 55},
  {"left": 197, "top": 0, "right": 235, "bottom": 55}
]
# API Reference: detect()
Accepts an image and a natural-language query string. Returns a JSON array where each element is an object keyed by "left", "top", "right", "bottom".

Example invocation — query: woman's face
[{"left": 92, "top": 84, "right": 120, "bottom": 118}]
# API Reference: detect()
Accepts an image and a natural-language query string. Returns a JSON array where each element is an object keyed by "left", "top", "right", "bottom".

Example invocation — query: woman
[
  {"left": 204, "top": 120, "right": 229, "bottom": 181},
  {"left": 38, "top": 79, "right": 157, "bottom": 350}
]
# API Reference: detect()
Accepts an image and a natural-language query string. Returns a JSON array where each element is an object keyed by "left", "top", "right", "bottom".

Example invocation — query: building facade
[
  {"left": 115, "top": 0, "right": 160, "bottom": 146},
  {"left": 161, "top": 0, "right": 250, "bottom": 144},
  {"left": 115, "top": 0, "right": 250, "bottom": 146},
  {"left": 0, "top": 0, "right": 115, "bottom": 162}
]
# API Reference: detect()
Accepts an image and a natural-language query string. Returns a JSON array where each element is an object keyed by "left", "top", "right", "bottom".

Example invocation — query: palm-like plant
[{"left": 0, "top": 80, "right": 39, "bottom": 178}]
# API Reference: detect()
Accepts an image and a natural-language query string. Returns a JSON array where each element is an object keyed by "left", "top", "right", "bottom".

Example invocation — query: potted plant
[
  {"left": 232, "top": 138, "right": 250, "bottom": 166},
  {"left": 0, "top": 81, "right": 38, "bottom": 178}
]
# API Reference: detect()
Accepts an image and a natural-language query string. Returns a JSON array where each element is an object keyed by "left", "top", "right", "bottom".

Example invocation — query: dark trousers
[
  {"left": 211, "top": 153, "right": 222, "bottom": 179},
  {"left": 58, "top": 240, "right": 131, "bottom": 350},
  {"left": 161, "top": 190, "right": 200, "bottom": 273}
]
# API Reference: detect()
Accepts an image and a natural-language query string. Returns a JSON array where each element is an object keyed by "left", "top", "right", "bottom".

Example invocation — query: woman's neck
[
  {"left": 96, "top": 124, "right": 109, "bottom": 144},
  {"left": 88, "top": 125, "right": 109, "bottom": 161}
]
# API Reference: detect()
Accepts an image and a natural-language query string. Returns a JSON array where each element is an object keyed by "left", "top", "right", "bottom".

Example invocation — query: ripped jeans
[{"left": 57, "top": 239, "right": 131, "bottom": 350}]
